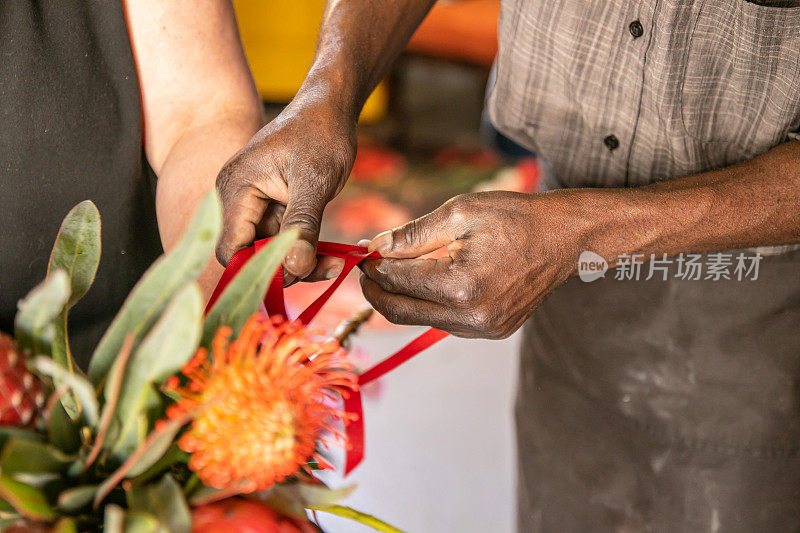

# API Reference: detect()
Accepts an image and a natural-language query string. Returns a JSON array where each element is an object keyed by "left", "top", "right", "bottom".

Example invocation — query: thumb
[
  {"left": 280, "top": 185, "right": 327, "bottom": 278},
  {"left": 368, "top": 199, "right": 466, "bottom": 258},
  {"left": 216, "top": 183, "right": 268, "bottom": 266}
]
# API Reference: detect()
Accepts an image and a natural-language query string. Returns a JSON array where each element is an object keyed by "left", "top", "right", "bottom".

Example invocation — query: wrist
[
  {"left": 568, "top": 185, "right": 712, "bottom": 268},
  {"left": 294, "top": 63, "right": 364, "bottom": 125}
]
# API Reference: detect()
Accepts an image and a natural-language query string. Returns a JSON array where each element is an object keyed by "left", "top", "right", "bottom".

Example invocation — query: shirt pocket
[{"left": 680, "top": 1, "right": 800, "bottom": 151}]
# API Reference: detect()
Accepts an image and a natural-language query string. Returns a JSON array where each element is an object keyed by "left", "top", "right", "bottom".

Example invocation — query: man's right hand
[{"left": 215, "top": 94, "right": 356, "bottom": 282}]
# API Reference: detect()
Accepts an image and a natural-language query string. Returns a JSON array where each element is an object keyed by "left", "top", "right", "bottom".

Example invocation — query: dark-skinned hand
[
  {"left": 215, "top": 94, "right": 354, "bottom": 283},
  {"left": 358, "top": 191, "right": 586, "bottom": 339}
]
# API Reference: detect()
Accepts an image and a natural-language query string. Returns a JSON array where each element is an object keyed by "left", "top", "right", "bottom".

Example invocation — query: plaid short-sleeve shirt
[{"left": 486, "top": 0, "right": 800, "bottom": 189}]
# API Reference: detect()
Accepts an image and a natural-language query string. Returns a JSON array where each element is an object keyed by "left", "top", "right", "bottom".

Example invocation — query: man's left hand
[{"left": 359, "top": 191, "right": 587, "bottom": 339}]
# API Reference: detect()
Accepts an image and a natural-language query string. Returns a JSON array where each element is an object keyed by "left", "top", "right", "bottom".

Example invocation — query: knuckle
[
  {"left": 449, "top": 275, "right": 478, "bottom": 305},
  {"left": 215, "top": 160, "right": 238, "bottom": 194},
  {"left": 451, "top": 284, "right": 473, "bottom": 306},
  {"left": 444, "top": 198, "right": 469, "bottom": 227},
  {"left": 382, "top": 305, "right": 405, "bottom": 325},
  {"left": 283, "top": 205, "right": 321, "bottom": 231},
  {"left": 215, "top": 247, "right": 231, "bottom": 266},
  {"left": 395, "top": 220, "right": 419, "bottom": 248},
  {"left": 468, "top": 307, "right": 495, "bottom": 334},
  {"left": 376, "top": 263, "right": 402, "bottom": 291}
]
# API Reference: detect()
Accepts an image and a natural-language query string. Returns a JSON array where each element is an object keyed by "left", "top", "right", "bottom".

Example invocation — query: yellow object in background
[{"left": 233, "top": 0, "right": 388, "bottom": 124}]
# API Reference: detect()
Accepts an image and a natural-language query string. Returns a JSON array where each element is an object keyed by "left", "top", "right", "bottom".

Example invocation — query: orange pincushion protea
[{"left": 165, "top": 312, "right": 358, "bottom": 493}]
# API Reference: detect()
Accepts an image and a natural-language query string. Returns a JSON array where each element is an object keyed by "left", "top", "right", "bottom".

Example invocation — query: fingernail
[
  {"left": 284, "top": 241, "right": 315, "bottom": 276},
  {"left": 357, "top": 239, "right": 371, "bottom": 248},
  {"left": 369, "top": 231, "right": 393, "bottom": 253},
  {"left": 325, "top": 263, "right": 344, "bottom": 280}
]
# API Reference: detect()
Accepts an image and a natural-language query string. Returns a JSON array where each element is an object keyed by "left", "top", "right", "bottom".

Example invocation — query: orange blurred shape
[
  {"left": 351, "top": 144, "right": 407, "bottom": 183},
  {"left": 407, "top": 0, "right": 500, "bottom": 67},
  {"left": 434, "top": 146, "right": 500, "bottom": 169},
  {"left": 330, "top": 193, "right": 412, "bottom": 238},
  {"left": 472, "top": 157, "right": 541, "bottom": 194}
]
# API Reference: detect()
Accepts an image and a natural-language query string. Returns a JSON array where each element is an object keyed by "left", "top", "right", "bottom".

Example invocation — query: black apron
[
  {"left": 518, "top": 248, "right": 800, "bottom": 531},
  {"left": 0, "top": 1, "right": 162, "bottom": 369}
]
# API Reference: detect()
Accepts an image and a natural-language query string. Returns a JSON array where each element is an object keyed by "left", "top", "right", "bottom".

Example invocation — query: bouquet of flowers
[{"left": 0, "top": 192, "right": 399, "bottom": 532}]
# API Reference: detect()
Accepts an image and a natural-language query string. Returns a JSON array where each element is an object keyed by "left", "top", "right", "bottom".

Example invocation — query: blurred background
[{"left": 232, "top": 2, "right": 535, "bottom": 531}]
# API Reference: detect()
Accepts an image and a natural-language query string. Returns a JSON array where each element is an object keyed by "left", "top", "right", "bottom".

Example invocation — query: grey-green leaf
[
  {"left": 57, "top": 485, "right": 97, "bottom": 513},
  {"left": 47, "top": 200, "right": 101, "bottom": 308},
  {"left": 33, "top": 356, "right": 99, "bottom": 427},
  {"left": 129, "top": 445, "right": 188, "bottom": 485},
  {"left": 126, "top": 474, "right": 191, "bottom": 533},
  {"left": 51, "top": 517, "right": 79, "bottom": 533},
  {"left": 0, "top": 474, "right": 57, "bottom": 522},
  {"left": 46, "top": 200, "right": 101, "bottom": 415},
  {"left": 108, "top": 283, "right": 202, "bottom": 459},
  {"left": 123, "top": 414, "right": 186, "bottom": 479},
  {"left": 88, "top": 190, "right": 221, "bottom": 385},
  {"left": 123, "top": 512, "right": 163, "bottom": 533},
  {"left": 201, "top": 227, "right": 298, "bottom": 346},
  {"left": 104, "top": 504, "right": 125, "bottom": 533},
  {"left": 262, "top": 480, "right": 355, "bottom": 520},
  {"left": 14, "top": 270, "right": 70, "bottom": 356},
  {"left": 0, "top": 427, "right": 44, "bottom": 448},
  {"left": 0, "top": 438, "right": 74, "bottom": 475},
  {"left": 47, "top": 386, "right": 82, "bottom": 453}
]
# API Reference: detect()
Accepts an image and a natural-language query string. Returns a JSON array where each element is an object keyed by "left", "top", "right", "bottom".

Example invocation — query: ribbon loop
[{"left": 207, "top": 237, "right": 448, "bottom": 474}]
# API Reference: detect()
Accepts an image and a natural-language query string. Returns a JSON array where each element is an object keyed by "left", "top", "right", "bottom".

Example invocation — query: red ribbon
[{"left": 206, "top": 239, "right": 448, "bottom": 474}]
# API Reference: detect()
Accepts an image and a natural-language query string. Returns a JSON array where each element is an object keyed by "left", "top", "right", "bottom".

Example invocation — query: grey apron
[
  {"left": 482, "top": 0, "right": 800, "bottom": 528},
  {"left": 517, "top": 249, "right": 800, "bottom": 531}
]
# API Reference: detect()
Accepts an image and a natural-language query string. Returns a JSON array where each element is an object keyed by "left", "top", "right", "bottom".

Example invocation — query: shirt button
[
  {"left": 629, "top": 20, "right": 644, "bottom": 39},
  {"left": 604, "top": 135, "right": 620, "bottom": 151}
]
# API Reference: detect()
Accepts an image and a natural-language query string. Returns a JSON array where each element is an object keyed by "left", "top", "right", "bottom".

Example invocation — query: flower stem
[
  {"left": 333, "top": 306, "right": 373, "bottom": 347},
  {"left": 308, "top": 504, "right": 404, "bottom": 533}
]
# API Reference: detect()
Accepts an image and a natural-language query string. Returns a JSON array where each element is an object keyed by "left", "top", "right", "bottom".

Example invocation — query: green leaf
[
  {"left": 0, "top": 427, "right": 44, "bottom": 448},
  {"left": 50, "top": 320, "right": 81, "bottom": 420},
  {"left": 51, "top": 517, "right": 79, "bottom": 533},
  {"left": 0, "top": 497, "right": 16, "bottom": 514},
  {"left": 33, "top": 357, "right": 98, "bottom": 427},
  {"left": 104, "top": 504, "right": 125, "bottom": 533},
  {"left": 123, "top": 417, "right": 185, "bottom": 479},
  {"left": 109, "top": 283, "right": 202, "bottom": 459},
  {"left": 11, "top": 472, "right": 60, "bottom": 489},
  {"left": 47, "top": 200, "right": 101, "bottom": 308},
  {"left": 94, "top": 413, "right": 192, "bottom": 508},
  {"left": 57, "top": 485, "right": 96, "bottom": 513},
  {"left": 88, "top": 190, "right": 221, "bottom": 385},
  {"left": 201, "top": 227, "right": 298, "bottom": 346},
  {"left": 47, "top": 400, "right": 81, "bottom": 454},
  {"left": 0, "top": 518, "right": 25, "bottom": 529},
  {"left": 123, "top": 512, "right": 163, "bottom": 533},
  {"left": 0, "top": 438, "right": 74, "bottom": 475},
  {"left": 310, "top": 504, "right": 405, "bottom": 533},
  {"left": 186, "top": 485, "right": 225, "bottom": 507},
  {"left": 14, "top": 271, "right": 70, "bottom": 357},
  {"left": 129, "top": 445, "right": 189, "bottom": 486},
  {"left": 262, "top": 480, "right": 355, "bottom": 520},
  {"left": 126, "top": 475, "right": 190, "bottom": 533},
  {"left": 0, "top": 474, "right": 56, "bottom": 522},
  {"left": 47, "top": 201, "right": 101, "bottom": 396}
]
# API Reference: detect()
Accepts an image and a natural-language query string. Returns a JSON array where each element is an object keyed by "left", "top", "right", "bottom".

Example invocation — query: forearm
[
  {"left": 299, "top": 0, "right": 436, "bottom": 119},
  {"left": 125, "top": 0, "right": 264, "bottom": 296},
  {"left": 575, "top": 140, "right": 800, "bottom": 265},
  {"left": 156, "top": 109, "right": 262, "bottom": 299}
]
